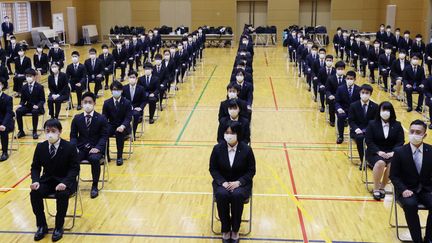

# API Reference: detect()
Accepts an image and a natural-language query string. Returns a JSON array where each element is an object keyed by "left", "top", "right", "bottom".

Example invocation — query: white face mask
[
  {"left": 228, "top": 108, "right": 239, "bottom": 118},
  {"left": 337, "top": 30, "right": 341, "bottom": 34},
  {"left": 380, "top": 110, "right": 390, "bottom": 120},
  {"left": 26, "top": 77, "right": 34, "bottom": 83},
  {"left": 117, "top": 45, "right": 122, "bottom": 49},
  {"left": 18, "top": 51, "right": 24, "bottom": 56},
  {"left": 360, "top": 93, "right": 370, "bottom": 102},
  {"left": 409, "top": 134, "right": 424, "bottom": 146},
  {"left": 374, "top": 44, "right": 380, "bottom": 48},
  {"left": 72, "top": 57, "right": 78, "bottom": 63},
  {"left": 325, "top": 61, "right": 333, "bottom": 67},
  {"left": 164, "top": 55, "right": 170, "bottom": 60},
  {"left": 112, "top": 90, "right": 122, "bottom": 98},
  {"left": 102, "top": 49, "right": 109, "bottom": 54},
  {"left": 346, "top": 79, "right": 354, "bottom": 86},
  {"left": 144, "top": 69, "right": 152, "bottom": 76},
  {"left": 178, "top": 46, "right": 183, "bottom": 50},
  {"left": 311, "top": 50, "right": 317, "bottom": 55},
  {"left": 307, "top": 44, "right": 313, "bottom": 48},
  {"left": 53, "top": 44, "right": 59, "bottom": 48},
  {"left": 124, "top": 41, "right": 130, "bottom": 45},
  {"left": 228, "top": 92, "right": 237, "bottom": 99},
  {"left": 129, "top": 77, "right": 137, "bottom": 85},
  {"left": 319, "top": 53, "right": 326, "bottom": 59},
  {"left": 404, "top": 34, "right": 409, "bottom": 38},
  {"left": 10, "top": 39, "right": 16, "bottom": 44},
  {"left": 236, "top": 75, "right": 244, "bottom": 83},
  {"left": 83, "top": 103, "right": 94, "bottom": 113},
  {"left": 395, "top": 32, "right": 400, "bottom": 36},
  {"left": 336, "top": 69, "right": 344, "bottom": 76},
  {"left": 132, "top": 37, "right": 137, "bottom": 41},
  {"left": 412, "top": 59, "right": 419, "bottom": 65},
  {"left": 46, "top": 132, "right": 60, "bottom": 144},
  {"left": 51, "top": 67, "right": 59, "bottom": 73},
  {"left": 37, "top": 48, "right": 42, "bottom": 53},
  {"left": 90, "top": 54, "right": 96, "bottom": 59},
  {"left": 365, "top": 41, "right": 370, "bottom": 45},
  {"left": 416, "top": 38, "right": 422, "bottom": 42},
  {"left": 385, "top": 49, "right": 392, "bottom": 55},
  {"left": 224, "top": 133, "right": 237, "bottom": 145},
  {"left": 399, "top": 53, "right": 406, "bottom": 59},
  {"left": 155, "top": 59, "right": 162, "bottom": 65},
  {"left": 386, "top": 29, "right": 391, "bottom": 33}
]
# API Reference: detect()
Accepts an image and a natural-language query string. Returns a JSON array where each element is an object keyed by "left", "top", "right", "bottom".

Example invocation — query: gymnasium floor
[{"left": 0, "top": 45, "right": 429, "bottom": 242}]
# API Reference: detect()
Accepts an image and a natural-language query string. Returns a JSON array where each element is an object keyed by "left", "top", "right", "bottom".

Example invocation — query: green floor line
[{"left": 175, "top": 65, "right": 218, "bottom": 145}]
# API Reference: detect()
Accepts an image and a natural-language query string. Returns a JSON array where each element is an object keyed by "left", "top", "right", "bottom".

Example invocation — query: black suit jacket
[
  {"left": 66, "top": 63, "right": 87, "bottom": 84},
  {"left": 20, "top": 82, "right": 45, "bottom": 111},
  {"left": 7, "top": 43, "right": 20, "bottom": 58},
  {"left": 217, "top": 117, "right": 251, "bottom": 144},
  {"left": 335, "top": 84, "right": 360, "bottom": 111},
  {"left": 84, "top": 58, "right": 104, "bottom": 78},
  {"left": 31, "top": 139, "right": 80, "bottom": 190},
  {"left": 48, "top": 48, "right": 65, "bottom": 63},
  {"left": 33, "top": 53, "right": 49, "bottom": 71},
  {"left": 70, "top": 111, "right": 109, "bottom": 152},
  {"left": 14, "top": 56, "right": 31, "bottom": 75},
  {"left": 403, "top": 64, "right": 425, "bottom": 86},
  {"left": 400, "top": 38, "right": 412, "bottom": 52},
  {"left": 209, "top": 141, "right": 256, "bottom": 190},
  {"left": 411, "top": 41, "right": 425, "bottom": 54},
  {"left": 138, "top": 75, "right": 160, "bottom": 97},
  {"left": 318, "top": 67, "right": 335, "bottom": 87},
  {"left": 99, "top": 53, "right": 114, "bottom": 69},
  {"left": 231, "top": 81, "right": 253, "bottom": 106},
  {"left": 365, "top": 119, "right": 404, "bottom": 155},
  {"left": 378, "top": 53, "right": 396, "bottom": 70},
  {"left": 112, "top": 48, "right": 127, "bottom": 63},
  {"left": 153, "top": 65, "right": 167, "bottom": 86},
  {"left": 218, "top": 98, "right": 250, "bottom": 122},
  {"left": 122, "top": 84, "right": 146, "bottom": 109},
  {"left": 102, "top": 97, "right": 132, "bottom": 129},
  {"left": 348, "top": 100, "right": 379, "bottom": 136},
  {"left": 390, "top": 59, "right": 409, "bottom": 80},
  {"left": 390, "top": 143, "right": 432, "bottom": 195},
  {"left": 325, "top": 74, "right": 345, "bottom": 97},
  {"left": 1, "top": 22, "right": 13, "bottom": 35},
  {"left": 0, "top": 92, "right": 14, "bottom": 131},
  {"left": 48, "top": 72, "right": 70, "bottom": 97}
]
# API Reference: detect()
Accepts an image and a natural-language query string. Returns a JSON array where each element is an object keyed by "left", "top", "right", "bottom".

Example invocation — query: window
[{"left": 0, "top": 2, "right": 32, "bottom": 35}]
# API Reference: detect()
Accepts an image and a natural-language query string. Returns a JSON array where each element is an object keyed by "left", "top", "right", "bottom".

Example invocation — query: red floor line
[
  {"left": 269, "top": 76, "right": 279, "bottom": 111},
  {"left": 283, "top": 143, "right": 308, "bottom": 243},
  {"left": 1, "top": 173, "right": 30, "bottom": 193}
]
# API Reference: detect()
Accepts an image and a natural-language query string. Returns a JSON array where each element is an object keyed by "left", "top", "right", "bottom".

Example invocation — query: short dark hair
[
  {"left": 44, "top": 119, "right": 62, "bottom": 131},
  {"left": 71, "top": 51, "right": 80, "bottom": 56},
  {"left": 376, "top": 101, "right": 397, "bottom": 122},
  {"left": 163, "top": 49, "right": 170, "bottom": 54},
  {"left": 223, "top": 120, "right": 242, "bottom": 135},
  {"left": 82, "top": 92, "right": 96, "bottom": 102},
  {"left": 89, "top": 48, "right": 97, "bottom": 54},
  {"left": 325, "top": 55, "right": 333, "bottom": 60},
  {"left": 128, "top": 70, "right": 138, "bottom": 77},
  {"left": 335, "top": 61, "right": 345, "bottom": 69},
  {"left": 25, "top": 68, "right": 37, "bottom": 76},
  {"left": 143, "top": 62, "right": 153, "bottom": 69},
  {"left": 234, "top": 68, "right": 245, "bottom": 76},
  {"left": 410, "top": 119, "right": 427, "bottom": 131},
  {"left": 346, "top": 70, "right": 356, "bottom": 78},
  {"left": 227, "top": 99, "right": 239, "bottom": 109},
  {"left": 319, "top": 48, "right": 326, "bottom": 53},
  {"left": 360, "top": 84, "right": 373, "bottom": 94},
  {"left": 101, "top": 44, "right": 109, "bottom": 49},
  {"left": 110, "top": 80, "right": 123, "bottom": 90},
  {"left": 155, "top": 53, "right": 162, "bottom": 59}
]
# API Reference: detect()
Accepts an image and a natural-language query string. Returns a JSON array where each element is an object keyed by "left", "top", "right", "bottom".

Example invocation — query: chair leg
[{"left": 211, "top": 196, "right": 221, "bottom": 235}]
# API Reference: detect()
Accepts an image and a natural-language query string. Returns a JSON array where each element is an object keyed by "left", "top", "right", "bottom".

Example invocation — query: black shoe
[
  {"left": 372, "top": 190, "right": 381, "bottom": 201},
  {"left": 407, "top": 107, "right": 413, "bottom": 112},
  {"left": 336, "top": 137, "right": 343, "bottom": 144},
  {"left": 32, "top": 132, "right": 39, "bottom": 140},
  {"left": 0, "top": 153, "right": 8, "bottom": 162},
  {"left": 33, "top": 226, "right": 48, "bottom": 241},
  {"left": 17, "top": 131, "right": 25, "bottom": 138},
  {"left": 415, "top": 107, "right": 423, "bottom": 113},
  {"left": 429, "top": 124, "right": 432, "bottom": 130},
  {"left": 232, "top": 239, "right": 240, "bottom": 243},
  {"left": 329, "top": 122, "right": 335, "bottom": 127},
  {"left": 149, "top": 119, "right": 154, "bottom": 124},
  {"left": 104, "top": 85, "right": 109, "bottom": 90},
  {"left": 52, "top": 228, "right": 64, "bottom": 242},
  {"left": 222, "top": 239, "right": 231, "bottom": 243},
  {"left": 313, "top": 97, "right": 317, "bottom": 102},
  {"left": 116, "top": 158, "right": 123, "bottom": 166},
  {"left": 319, "top": 107, "right": 325, "bottom": 113},
  {"left": 90, "top": 187, "right": 99, "bottom": 199},
  {"left": 379, "top": 189, "right": 386, "bottom": 199},
  {"left": 77, "top": 105, "right": 82, "bottom": 110}
]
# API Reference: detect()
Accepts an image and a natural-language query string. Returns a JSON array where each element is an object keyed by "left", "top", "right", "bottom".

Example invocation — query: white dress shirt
[
  {"left": 227, "top": 143, "right": 238, "bottom": 167},
  {"left": 381, "top": 120, "right": 389, "bottom": 139},
  {"left": 48, "top": 138, "right": 61, "bottom": 157},
  {"left": 410, "top": 143, "right": 424, "bottom": 173}
]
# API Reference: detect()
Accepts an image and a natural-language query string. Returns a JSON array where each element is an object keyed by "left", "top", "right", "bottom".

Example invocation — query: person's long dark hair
[{"left": 376, "top": 101, "right": 397, "bottom": 123}]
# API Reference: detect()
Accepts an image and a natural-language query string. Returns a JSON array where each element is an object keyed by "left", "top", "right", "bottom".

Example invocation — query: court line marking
[
  {"left": 175, "top": 65, "right": 218, "bottom": 144},
  {"left": 0, "top": 230, "right": 377, "bottom": 242},
  {"left": 269, "top": 76, "right": 279, "bottom": 111}
]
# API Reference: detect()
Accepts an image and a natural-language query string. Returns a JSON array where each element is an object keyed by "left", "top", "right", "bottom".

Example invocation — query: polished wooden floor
[{"left": 0, "top": 45, "right": 429, "bottom": 242}]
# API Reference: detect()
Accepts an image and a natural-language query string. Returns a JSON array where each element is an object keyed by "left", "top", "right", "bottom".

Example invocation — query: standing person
[{"left": 1, "top": 16, "right": 13, "bottom": 50}]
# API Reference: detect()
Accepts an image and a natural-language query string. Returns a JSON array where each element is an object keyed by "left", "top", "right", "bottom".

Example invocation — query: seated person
[
  {"left": 13, "top": 47, "right": 31, "bottom": 97},
  {"left": 66, "top": 51, "right": 87, "bottom": 110},
  {"left": 348, "top": 84, "right": 378, "bottom": 165},
  {"left": 84, "top": 48, "right": 104, "bottom": 96},
  {"left": 47, "top": 63, "right": 70, "bottom": 119},
  {"left": 325, "top": 61, "right": 346, "bottom": 127},
  {"left": 152, "top": 54, "right": 168, "bottom": 110},
  {"left": 138, "top": 62, "right": 159, "bottom": 124},
  {"left": 378, "top": 44, "right": 395, "bottom": 91},
  {"left": 231, "top": 69, "right": 253, "bottom": 107},
  {"left": 316, "top": 55, "right": 335, "bottom": 112},
  {"left": 122, "top": 71, "right": 145, "bottom": 137},
  {"left": 70, "top": 92, "right": 108, "bottom": 198},
  {"left": 161, "top": 49, "right": 175, "bottom": 91},
  {"left": 304, "top": 44, "right": 319, "bottom": 91},
  {"left": 390, "top": 119, "right": 432, "bottom": 243},
  {"left": 218, "top": 83, "right": 251, "bottom": 122},
  {"left": 29, "top": 119, "right": 79, "bottom": 242},
  {"left": 366, "top": 101, "right": 404, "bottom": 200},
  {"left": 390, "top": 50, "right": 409, "bottom": 100},
  {"left": 209, "top": 121, "right": 256, "bottom": 243},
  {"left": 48, "top": 41, "right": 65, "bottom": 69},
  {"left": 403, "top": 53, "right": 425, "bottom": 113},
  {"left": 33, "top": 45, "right": 49, "bottom": 75},
  {"left": 368, "top": 40, "right": 383, "bottom": 83},
  {"left": 335, "top": 70, "right": 360, "bottom": 144},
  {"left": 217, "top": 99, "right": 250, "bottom": 144},
  {"left": 16, "top": 69, "right": 45, "bottom": 139},
  {"left": 0, "top": 59, "right": 9, "bottom": 89},
  {"left": 99, "top": 44, "right": 114, "bottom": 90},
  {"left": 423, "top": 75, "right": 432, "bottom": 129},
  {"left": 311, "top": 48, "right": 327, "bottom": 102},
  {"left": 0, "top": 81, "right": 14, "bottom": 161},
  {"left": 112, "top": 42, "right": 127, "bottom": 81},
  {"left": 6, "top": 35, "right": 20, "bottom": 74},
  {"left": 102, "top": 81, "right": 132, "bottom": 166}
]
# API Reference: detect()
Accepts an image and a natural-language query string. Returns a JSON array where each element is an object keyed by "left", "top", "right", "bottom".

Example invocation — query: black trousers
[
  {"left": 288, "top": 46, "right": 295, "bottom": 62},
  {"left": 47, "top": 95, "right": 69, "bottom": 119},
  {"left": 114, "top": 62, "right": 126, "bottom": 80},
  {"left": 405, "top": 85, "right": 424, "bottom": 109},
  {"left": 426, "top": 60, "right": 432, "bottom": 76},
  {"left": 13, "top": 75, "right": 25, "bottom": 93},
  {"left": 6, "top": 57, "right": 14, "bottom": 74},
  {"left": 398, "top": 191, "right": 432, "bottom": 243},
  {"left": 369, "top": 63, "right": 377, "bottom": 80},
  {"left": 147, "top": 99, "right": 157, "bottom": 120},
  {"left": 88, "top": 76, "right": 104, "bottom": 96},
  {"left": 30, "top": 180, "right": 75, "bottom": 228},
  {"left": 71, "top": 81, "right": 86, "bottom": 107},
  {"left": 0, "top": 130, "right": 10, "bottom": 154},
  {"left": 352, "top": 133, "right": 365, "bottom": 162},
  {"left": 78, "top": 148, "right": 103, "bottom": 187},
  {"left": 214, "top": 185, "right": 250, "bottom": 233},
  {"left": 379, "top": 69, "right": 390, "bottom": 89},
  {"left": 131, "top": 109, "right": 143, "bottom": 137},
  {"left": 16, "top": 106, "right": 43, "bottom": 132},
  {"left": 336, "top": 112, "right": 348, "bottom": 138},
  {"left": 326, "top": 97, "right": 335, "bottom": 123},
  {"left": 127, "top": 57, "right": 134, "bottom": 71},
  {"left": 135, "top": 54, "right": 141, "bottom": 70},
  {"left": 103, "top": 65, "right": 113, "bottom": 87},
  {"left": 318, "top": 85, "right": 326, "bottom": 108},
  {"left": 108, "top": 125, "right": 130, "bottom": 159},
  {"left": 3, "top": 35, "right": 8, "bottom": 50}
]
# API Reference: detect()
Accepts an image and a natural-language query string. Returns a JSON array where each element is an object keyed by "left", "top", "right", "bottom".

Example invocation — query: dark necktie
[
  {"left": 414, "top": 67, "right": 417, "bottom": 75},
  {"left": 362, "top": 104, "right": 367, "bottom": 117},
  {"left": 146, "top": 76, "right": 150, "bottom": 86},
  {"left": 387, "top": 54, "right": 390, "bottom": 62},
  {"left": 348, "top": 86, "right": 352, "bottom": 97},
  {"left": 376, "top": 49, "right": 379, "bottom": 55},
  {"left": 114, "top": 100, "right": 119, "bottom": 108},
  {"left": 338, "top": 76, "right": 342, "bottom": 84},
  {"left": 49, "top": 144, "right": 56, "bottom": 158},
  {"left": 29, "top": 84, "right": 33, "bottom": 94},
  {"left": 74, "top": 64, "right": 78, "bottom": 71},
  {"left": 92, "top": 60, "right": 95, "bottom": 70},
  {"left": 85, "top": 115, "right": 92, "bottom": 128},
  {"left": 327, "top": 68, "right": 331, "bottom": 75},
  {"left": 157, "top": 66, "right": 160, "bottom": 73}
]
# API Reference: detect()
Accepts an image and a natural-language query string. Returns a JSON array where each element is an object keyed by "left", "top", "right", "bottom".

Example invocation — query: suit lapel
[
  {"left": 232, "top": 144, "right": 241, "bottom": 168},
  {"left": 421, "top": 145, "right": 430, "bottom": 176}
]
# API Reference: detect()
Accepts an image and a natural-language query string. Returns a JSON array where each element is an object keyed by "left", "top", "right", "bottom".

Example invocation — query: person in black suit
[
  {"left": 99, "top": 44, "right": 114, "bottom": 90},
  {"left": 304, "top": 45, "right": 319, "bottom": 91},
  {"left": 66, "top": 51, "right": 87, "bottom": 110},
  {"left": 403, "top": 53, "right": 425, "bottom": 112},
  {"left": 391, "top": 50, "right": 409, "bottom": 100},
  {"left": 153, "top": 54, "right": 167, "bottom": 110},
  {"left": 325, "top": 61, "right": 346, "bottom": 127},
  {"left": 16, "top": 69, "right": 45, "bottom": 139},
  {"left": 231, "top": 69, "right": 253, "bottom": 107},
  {"left": 102, "top": 81, "right": 132, "bottom": 166},
  {"left": 359, "top": 37, "right": 372, "bottom": 77},
  {"left": 0, "top": 57, "right": 9, "bottom": 89},
  {"left": 348, "top": 84, "right": 378, "bottom": 164},
  {"left": 390, "top": 119, "right": 432, "bottom": 243},
  {"left": 138, "top": 62, "right": 159, "bottom": 124},
  {"left": 30, "top": 119, "right": 80, "bottom": 242},
  {"left": 123, "top": 38, "right": 134, "bottom": 71},
  {"left": 33, "top": 45, "right": 49, "bottom": 75},
  {"left": 366, "top": 101, "right": 404, "bottom": 200},
  {"left": 425, "top": 41, "right": 432, "bottom": 76},
  {"left": 122, "top": 71, "right": 145, "bottom": 137},
  {"left": 70, "top": 92, "right": 108, "bottom": 198},
  {"left": 335, "top": 70, "right": 361, "bottom": 144},
  {"left": 47, "top": 42, "right": 65, "bottom": 70},
  {"left": 378, "top": 44, "right": 395, "bottom": 91},
  {"left": 1, "top": 16, "right": 13, "bottom": 50},
  {"left": 423, "top": 75, "right": 432, "bottom": 129},
  {"left": 0, "top": 81, "right": 13, "bottom": 161},
  {"left": 411, "top": 34, "right": 426, "bottom": 62},
  {"left": 13, "top": 47, "right": 31, "bottom": 96},
  {"left": 376, "top": 24, "right": 386, "bottom": 44},
  {"left": 317, "top": 55, "right": 335, "bottom": 112},
  {"left": 85, "top": 48, "right": 104, "bottom": 96},
  {"left": 217, "top": 99, "right": 250, "bottom": 144},
  {"left": 392, "top": 28, "right": 403, "bottom": 53},
  {"left": 333, "top": 27, "right": 343, "bottom": 58},
  {"left": 112, "top": 42, "right": 127, "bottom": 81},
  {"left": 219, "top": 83, "right": 251, "bottom": 122},
  {"left": 368, "top": 40, "right": 383, "bottom": 83},
  {"left": 6, "top": 35, "right": 20, "bottom": 74},
  {"left": 47, "top": 63, "right": 69, "bottom": 119},
  {"left": 176, "top": 42, "right": 188, "bottom": 83},
  {"left": 311, "top": 48, "right": 327, "bottom": 103},
  {"left": 209, "top": 121, "right": 256, "bottom": 243},
  {"left": 147, "top": 30, "right": 157, "bottom": 61},
  {"left": 400, "top": 31, "right": 413, "bottom": 53},
  {"left": 162, "top": 49, "right": 175, "bottom": 91}
]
